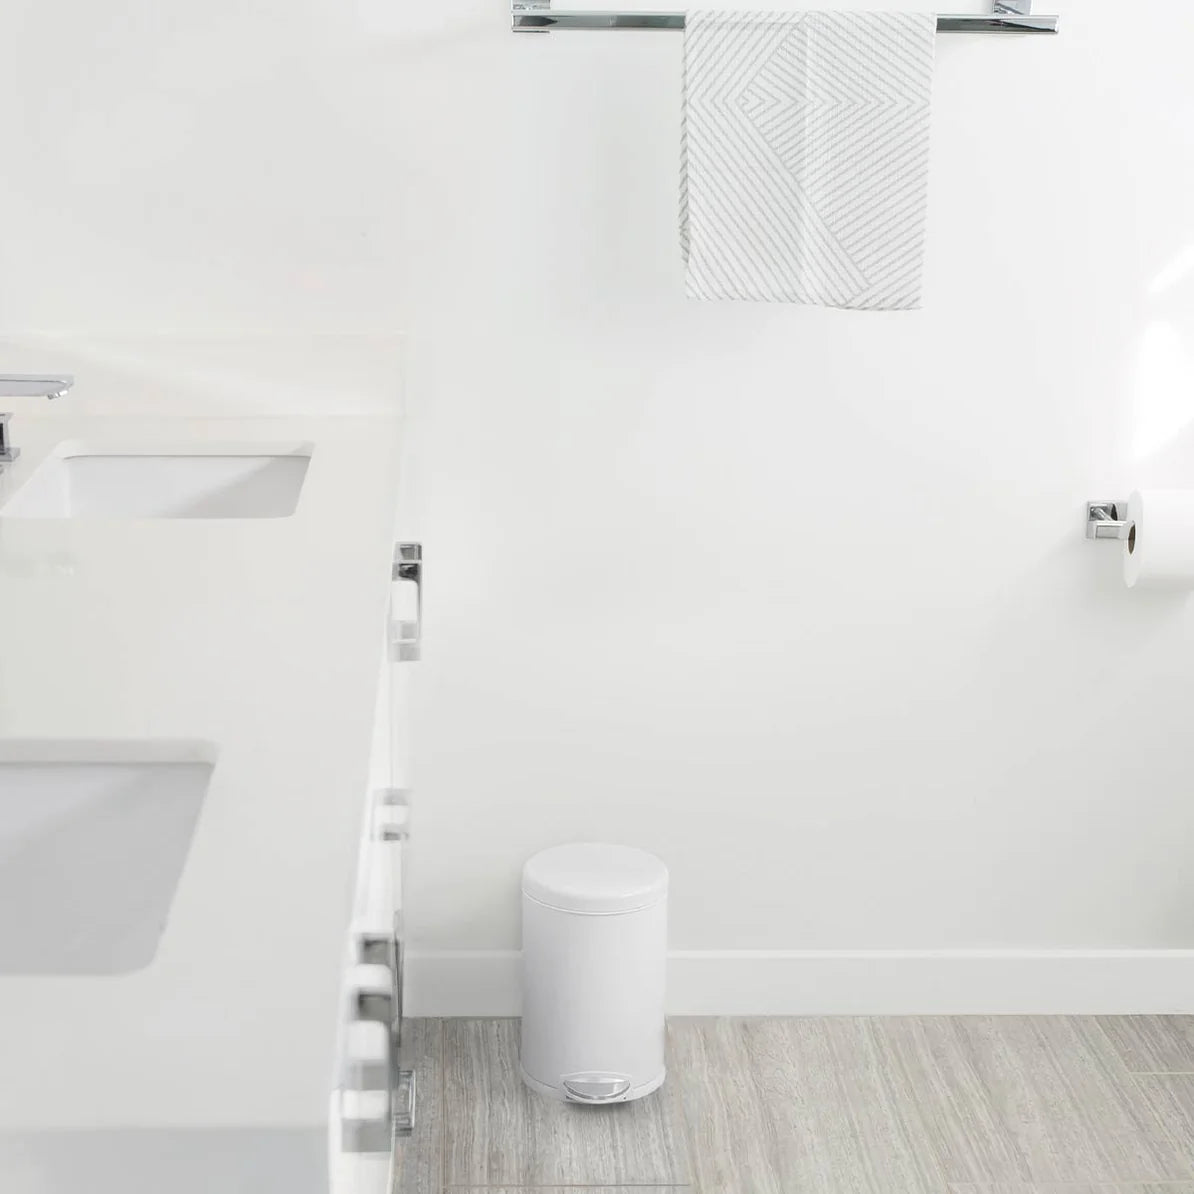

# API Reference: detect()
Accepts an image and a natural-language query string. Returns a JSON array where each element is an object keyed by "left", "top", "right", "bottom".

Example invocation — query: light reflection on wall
[
  {"left": 1132, "top": 322, "right": 1194, "bottom": 460},
  {"left": 1134, "top": 243, "right": 1194, "bottom": 460}
]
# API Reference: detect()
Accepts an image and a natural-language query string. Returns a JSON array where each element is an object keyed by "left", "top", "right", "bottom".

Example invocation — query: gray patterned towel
[{"left": 681, "top": 10, "right": 937, "bottom": 309}]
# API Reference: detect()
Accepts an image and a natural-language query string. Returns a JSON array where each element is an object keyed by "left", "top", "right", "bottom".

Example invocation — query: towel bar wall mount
[{"left": 512, "top": 0, "right": 1060, "bottom": 34}]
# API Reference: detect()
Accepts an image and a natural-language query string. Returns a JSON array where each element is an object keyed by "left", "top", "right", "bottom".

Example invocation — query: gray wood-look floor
[{"left": 393, "top": 1016, "right": 1194, "bottom": 1193}]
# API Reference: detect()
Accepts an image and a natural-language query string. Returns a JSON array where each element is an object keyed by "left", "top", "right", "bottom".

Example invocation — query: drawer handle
[
  {"left": 350, "top": 963, "right": 395, "bottom": 1025},
  {"left": 340, "top": 949, "right": 416, "bottom": 1151},
  {"left": 391, "top": 542, "right": 423, "bottom": 662},
  {"left": 372, "top": 788, "right": 410, "bottom": 842},
  {"left": 339, "top": 1087, "right": 393, "bottom": 1155}
]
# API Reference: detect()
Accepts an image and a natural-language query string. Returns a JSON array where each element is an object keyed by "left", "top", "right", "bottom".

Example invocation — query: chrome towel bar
[{"left": 513, "top": 0, "right": 1060, "bottom": 33}]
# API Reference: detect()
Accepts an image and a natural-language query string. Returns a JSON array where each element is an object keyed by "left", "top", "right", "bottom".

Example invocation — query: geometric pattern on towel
[{"left": 682, "top": 11, "right": 937, "bottom": 308}]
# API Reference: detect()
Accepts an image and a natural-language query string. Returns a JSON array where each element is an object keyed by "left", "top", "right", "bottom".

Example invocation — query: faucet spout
[
  {"left": 0, "top": 374, "right": 75, "bottom": 400},
  {"left": 0, "top": 373, "right": 75, "bottom": 466}
]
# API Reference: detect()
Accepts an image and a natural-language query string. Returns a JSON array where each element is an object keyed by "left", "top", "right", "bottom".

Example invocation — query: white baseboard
[{"left": 405, "top": 948, "right": 1194, "bottom": 1017}]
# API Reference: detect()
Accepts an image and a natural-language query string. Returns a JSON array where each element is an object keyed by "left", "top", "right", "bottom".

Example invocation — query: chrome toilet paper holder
[{"left": 1086, "top": 500, "right": 1133, "bottom": 542}]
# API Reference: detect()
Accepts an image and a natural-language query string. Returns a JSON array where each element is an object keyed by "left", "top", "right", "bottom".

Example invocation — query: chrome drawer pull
[
  {"left": 391, "top": 543, "right": 423, "bottom": 662},
  {"left": 351, "top": 963, "right": 394, "bottom": 1025},
  {"left": 341, "top": 931, "right": 414, "bottom": 1147}
]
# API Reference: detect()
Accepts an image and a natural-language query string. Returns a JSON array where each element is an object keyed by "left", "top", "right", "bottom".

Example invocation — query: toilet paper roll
[{"left": 1124, "top": 489, "right": 1194, "bottom": 590}]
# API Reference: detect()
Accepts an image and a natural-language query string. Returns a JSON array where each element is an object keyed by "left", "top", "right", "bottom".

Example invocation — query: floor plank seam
[
  {"left": 862, "top": 1016, "right": 955, "bottom": 1194},
  {"left": 1122, "top": 1068, "right": 1194, "bottom": 1182},
  {"left": 667, "top": 1021, "right": 702, "bottom": 1194},
  {"left": 1088, "top": 1016, "right": 1160, "bottom": 1084},
  {"left": 440, "top": 1018, "right": 448, "bottom": 1194}
]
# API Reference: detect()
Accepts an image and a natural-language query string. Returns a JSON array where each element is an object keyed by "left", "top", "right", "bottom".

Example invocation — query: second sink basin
[
  {"left": 0, "top": 740, "right": 216, "bottom": 974},
  {"left": 1, "top": 442, "right": 313, "bottom": 519}
]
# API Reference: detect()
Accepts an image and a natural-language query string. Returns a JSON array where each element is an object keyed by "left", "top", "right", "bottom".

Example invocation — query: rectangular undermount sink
[
  {"left": 1, "top": 442, "right": 313, "bottom": 519},
  {"left": 0, "top": 741, "right": 216, "bottom": 974}
]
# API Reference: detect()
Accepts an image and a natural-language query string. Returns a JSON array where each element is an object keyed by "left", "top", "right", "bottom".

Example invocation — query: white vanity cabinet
[
  {"left": 330, "top": 542, "right": 420, "bottom": 1194},
  {"left": 0, "top": 416, "right": 408, "bottom": 1194}
]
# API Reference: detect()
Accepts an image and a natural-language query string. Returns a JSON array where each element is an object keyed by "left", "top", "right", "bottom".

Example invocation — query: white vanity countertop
[{"left": 0, "top": 414, "right": 403, "bottom": 1132}]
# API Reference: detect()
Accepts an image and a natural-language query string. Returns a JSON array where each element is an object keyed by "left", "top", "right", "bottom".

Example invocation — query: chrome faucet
[{"left": 0, "top": 374, "right": 74, "bottom": 465}]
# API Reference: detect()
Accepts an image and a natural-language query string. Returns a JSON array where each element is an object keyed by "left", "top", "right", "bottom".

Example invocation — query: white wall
[
  {"left": 395, "top": 0, "right": 1194, "bottom": 1012},
  {"left": 0, "top": 3, "right": 407, "bottom": 335},
  {"left": 5, "top": 0, "right": 1194, "bottom": 1012},
  {"left": 0, "top": 1, "right": 407, "bottom": 413}
]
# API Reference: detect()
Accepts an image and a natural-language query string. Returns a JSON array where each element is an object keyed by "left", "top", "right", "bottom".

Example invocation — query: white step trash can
[{"left": 520, "top": 842, "right": 668, "bottom": 1104}]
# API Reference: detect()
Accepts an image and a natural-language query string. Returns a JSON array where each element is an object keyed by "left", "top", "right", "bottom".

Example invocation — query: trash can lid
[{"left": 522, "top": 843, "right": 668, "bottom": 914}]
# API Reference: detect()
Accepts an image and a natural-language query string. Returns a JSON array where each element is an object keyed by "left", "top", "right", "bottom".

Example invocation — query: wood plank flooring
[{"left": 395, "top": 1016, "right": 1194, "bottom": 1193}]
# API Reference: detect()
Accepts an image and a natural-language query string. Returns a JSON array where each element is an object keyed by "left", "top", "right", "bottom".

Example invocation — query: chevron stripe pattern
[{"left": 681, "top": 10, "right": 937, "bottom": 309}]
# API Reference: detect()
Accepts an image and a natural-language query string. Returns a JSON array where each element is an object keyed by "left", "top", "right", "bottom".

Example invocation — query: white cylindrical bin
[{"left": 520, "top": 843, "right": 668, "bottom": 1104}]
